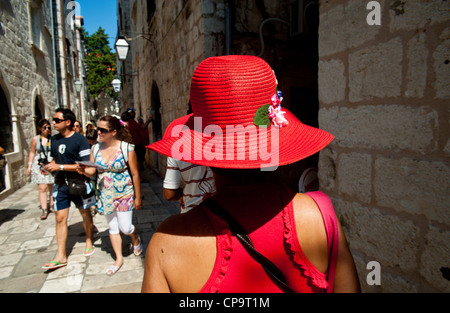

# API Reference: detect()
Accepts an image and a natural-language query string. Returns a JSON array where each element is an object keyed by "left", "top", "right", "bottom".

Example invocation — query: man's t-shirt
[
  {"left": 163, "top": 157, "right": 215, "bottom": 213},
  {"left": 51, "top": 132, "right": 91, "bottom": 183}
]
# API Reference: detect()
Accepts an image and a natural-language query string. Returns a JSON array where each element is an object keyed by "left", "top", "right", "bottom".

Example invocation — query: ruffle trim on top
[
  {"left": 202, "top": 207, "right": 233, "bottom": 293},
  {"left": 282, "top": 205, "right": 329, "bottom": 290}
]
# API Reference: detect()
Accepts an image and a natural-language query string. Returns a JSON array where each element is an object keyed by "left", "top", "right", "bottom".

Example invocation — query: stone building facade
[
  {"left": 0, "top": 0, "right": 88, "bottom": 200},
  {"left": 117, "top": 0, "right": 449, "bottom": 292}
]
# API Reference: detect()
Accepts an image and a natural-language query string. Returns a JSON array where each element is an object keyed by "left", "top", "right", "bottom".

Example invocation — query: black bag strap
[{"left": 203, "top": 198, "right": 296, "bottom": 293}]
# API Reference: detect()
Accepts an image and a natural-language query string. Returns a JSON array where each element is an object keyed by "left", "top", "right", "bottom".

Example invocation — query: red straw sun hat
[{"left": 147, "top": 55, "right": 333, "bottom": 170}]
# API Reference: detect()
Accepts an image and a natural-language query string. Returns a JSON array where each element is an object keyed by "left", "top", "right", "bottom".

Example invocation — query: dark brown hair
[
  {"left": 99, "top": 115, "right": 134, "bottom": 144},
  {"left": 37, "top": 119, "right": 51, "bottom": 136}
]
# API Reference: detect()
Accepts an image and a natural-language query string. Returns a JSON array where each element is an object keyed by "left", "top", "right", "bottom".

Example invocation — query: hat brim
[{"left": 147, "top": 109, "right": 333, "bottom": 169}]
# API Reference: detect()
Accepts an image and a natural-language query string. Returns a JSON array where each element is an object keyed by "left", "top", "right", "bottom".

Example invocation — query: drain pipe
[{"left": 50, "top": 0, "right": 61, "bottom": 108}]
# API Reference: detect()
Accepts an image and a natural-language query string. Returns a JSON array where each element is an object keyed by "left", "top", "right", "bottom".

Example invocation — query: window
[{"left": 29, "top": 1, "right": 43, "bottom": 49}]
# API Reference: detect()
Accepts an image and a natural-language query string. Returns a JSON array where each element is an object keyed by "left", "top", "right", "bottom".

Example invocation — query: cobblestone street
[{"left": 0, "top": 169, "right": 178, "bottom": 293}]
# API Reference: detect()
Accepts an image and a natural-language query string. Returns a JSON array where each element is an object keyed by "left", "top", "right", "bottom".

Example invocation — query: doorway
[
  {"left": 0, "top": 86, "right": 13, "bottom": 153},
  {"left": 0, "top": 85, "right": 11, "bottom": 193},
  {"left": 268, "top": 0, "right": 320, "bottom": 192},
  {"left": 151, "top": 82, "right": 162, "bottom": 172},
  {"left": 34, "top": 95, "right": 44, "bottom": 134}
]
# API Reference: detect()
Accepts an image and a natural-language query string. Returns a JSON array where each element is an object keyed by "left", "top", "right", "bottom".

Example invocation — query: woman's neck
[{"left": 101, "top": 138, "right": 120, "bottom": 149}]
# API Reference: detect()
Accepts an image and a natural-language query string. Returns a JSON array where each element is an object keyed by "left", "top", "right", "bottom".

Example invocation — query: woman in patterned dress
[
  {"left": 77, "top": 115, "right": 143, "bottom": 276},
  {"left": 27, "top": 119, "right": 55, "bottom": 220}
]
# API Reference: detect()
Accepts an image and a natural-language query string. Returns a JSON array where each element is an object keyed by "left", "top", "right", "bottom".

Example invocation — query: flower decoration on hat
[
  {"left": 254, "top": 90, "right": 289, "bottom": 128},
  {"left": 269, "top": 91, "right": 289, "bottom": 128}
]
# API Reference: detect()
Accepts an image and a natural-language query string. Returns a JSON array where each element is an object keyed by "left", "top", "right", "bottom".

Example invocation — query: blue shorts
[{"left": 52, "top": 182, "right": 96, "bottom": 212}]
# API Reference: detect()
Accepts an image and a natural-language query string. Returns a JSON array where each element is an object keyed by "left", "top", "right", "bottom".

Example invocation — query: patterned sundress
[
  {"left": 31, "top": 135, "right": 55, "bottom": 185},
  {"left": 95, "top": 142, "right": 135, "bottom": 215}
]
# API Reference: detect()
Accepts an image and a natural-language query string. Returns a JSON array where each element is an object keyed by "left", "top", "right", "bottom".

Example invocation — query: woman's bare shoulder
[
  {"left": 292, "top": 193, "right": 329, "bottom": 274},
  {"left": 144, "top": 205, "right": 217, "bottom": 292},
  {"left": 292, "top": 193, "right": 327, "bottom": 226},
  {"left": 148, "top": 205, "right": 216, "bottom": 259}
]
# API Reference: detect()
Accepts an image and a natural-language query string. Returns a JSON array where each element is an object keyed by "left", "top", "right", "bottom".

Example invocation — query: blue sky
[{"left": 77, "top": 0, "right": 118, "bottom": 50}]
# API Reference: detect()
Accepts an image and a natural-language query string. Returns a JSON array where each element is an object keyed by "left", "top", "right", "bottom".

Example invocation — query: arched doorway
[
  {"left": 0, "top": 85, "right": 12, "bottom": 193},
  {"left": 34, "top": 95, "right": 44, "bottom": 134},
  {"left": 150, "top": 82, "right": 162, "bottom": 172},
  {"left": 0, "top": 86, "right": 13, "bottom": 153}
]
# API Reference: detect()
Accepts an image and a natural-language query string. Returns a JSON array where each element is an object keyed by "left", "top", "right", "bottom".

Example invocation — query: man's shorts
[{"left": 52, "top": 182, "right": 96, "bottom": 212}]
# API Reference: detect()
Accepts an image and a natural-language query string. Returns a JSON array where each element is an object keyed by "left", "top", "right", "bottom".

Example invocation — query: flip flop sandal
[
  {"left": 106, "top": 264, "right": 122, "bottom": 276},
  {"left": 42, "top": 261, "right": 67, "bottom": 270},
  {"left": 83, "top": 247, "right": 95, "bottom": 257},
  {"left": 133, "top": 235, "right": 143, "bottom": 256}
]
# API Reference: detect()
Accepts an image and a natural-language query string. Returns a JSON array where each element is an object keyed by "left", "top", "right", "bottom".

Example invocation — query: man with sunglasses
[{"left": 42, "top": 108, "right": 95, "bottom": 270}]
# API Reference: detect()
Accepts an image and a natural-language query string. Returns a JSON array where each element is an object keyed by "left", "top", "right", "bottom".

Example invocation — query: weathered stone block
[
  {"left": 319, "top": 0, "right": 381, "bottom": 57},
  {"left": 349, "top": 38, "right": 402, "bottom": 102},
  {"left": 389, "top": 0, "right": 450, "bottom": 31},
  {"left": 333, "top": 198, "right": 420, "bottom": 270},
  {"left": 420, "top": 225, "right": 450, "bottom": 291},
  {"left": 318, "top": 58, "right": 346, "bottom": 104},
  {"left": 433, "top": 38, "right": 450, "bottom": 99},
  {"left": 317, "top": 146, "right": 337, "bottom": 192},
  {"left": 203, "top": 16, "right": 224, "bottom": 34},
  {"left": 374, "top": 157, "right": 450, "bottom": 222},
  {"left": 337, "top": 152, "right": 372, "bottom": 203},
  {"left": 406, "top": 32, "right": 428, "bottom": 98},
  {"left": 379, "top": 272, "right": 419, "bottom": 293},
  {"left": 318, "top": 105, "right": 438, "bottom": 154}
]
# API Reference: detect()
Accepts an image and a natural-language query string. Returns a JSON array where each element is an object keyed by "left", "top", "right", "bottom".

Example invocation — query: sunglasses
[
  {"left": 97, "top": 127, "right": 113, "bottom": 134},
  {"left": 52, "top": 118, "right": 66, "bottom": 124},
  {"left": 42, "top": 126, "right": 51, "bottom": 130}
]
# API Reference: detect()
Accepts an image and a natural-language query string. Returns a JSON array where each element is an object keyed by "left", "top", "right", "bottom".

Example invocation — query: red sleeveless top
[{"left": 198, "top": 191, "right": 339, "bottom": 293}]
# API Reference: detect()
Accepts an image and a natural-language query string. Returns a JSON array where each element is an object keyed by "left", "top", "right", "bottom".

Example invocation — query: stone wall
[
  {"left": 317, "top": 0, "right": 450, "bottom": 292},
  {"left": 0, "top": 0, "right": 87, "bottom": 200},
  {"left": 0, "top": 0, "right": 57, "bottom": 199}
]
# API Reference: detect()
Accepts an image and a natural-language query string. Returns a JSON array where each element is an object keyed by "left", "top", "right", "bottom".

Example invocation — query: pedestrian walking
[
  {"left": 142, "top": 55, "right": 360, "bottom": 293},
  {"left": 85, "top": 127, "right": 99, "bottom": 216},
  {"left": 163, "top": 157, "right": 215, "bottom": 213},
  {"left": 85, "top": 128, "right": 98, "bottom": 147},
  {"left": 85, "top": 121, "right": 96, "bottom": 134},
  {"left": 77, "top": 115, "right": 143, "bottom": 276},
  {"left": 42, "top": 108, "right": 95, "bottom": 270},
  {"left": 27, "top": 119, "right": 55, "bottom": 220},
  {"left": 0, "top": 146, "right": 5, "bottom": 193},
  {"left": 122, "top": 109, "right": 152, "bottom": 172},
  {"left": 74, "top": 120, "right": 84, "bottom": 135}
]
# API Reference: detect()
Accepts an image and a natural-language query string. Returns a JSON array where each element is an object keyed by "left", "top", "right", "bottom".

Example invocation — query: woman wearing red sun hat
[{"left": 142, "top": 55, "right": 360, "bottom": 293}]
